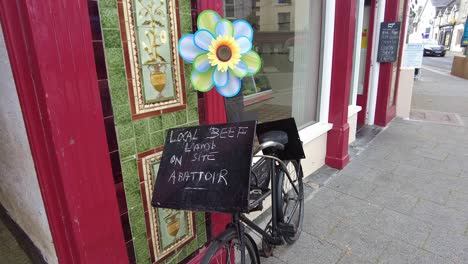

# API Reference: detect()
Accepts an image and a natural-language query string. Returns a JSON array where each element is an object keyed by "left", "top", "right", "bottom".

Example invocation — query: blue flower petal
[
  {"left": 231, "top": 61, "right": 248, "bottom": 78},
  {"left": 178, "top": 34, "right": 204, "bottom": 63},
  {"left": 194, "top": 29, "right": 215, "bottom": 51},
  {"left": 236, "top": 36, "right": 252, "bottom": 55},
  {"left": 193, "top": 53, "right": 211, "bottom": 73},
  {"left": 215, "top": 19, "right": 234, "bottom": 37},
  {"left": 216, "top": 71, "right": 241, "bottom": 98},
  {"left": 212, "top": 67, "right": 229, "bottom": 88},
  {"left": 233, "top": 20, "right": 254, "bottom": 41}
]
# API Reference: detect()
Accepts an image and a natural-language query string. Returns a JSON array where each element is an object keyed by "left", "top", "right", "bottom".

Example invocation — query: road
[{"left": 422, "top": 54, "right": 453, "bottom": 72}]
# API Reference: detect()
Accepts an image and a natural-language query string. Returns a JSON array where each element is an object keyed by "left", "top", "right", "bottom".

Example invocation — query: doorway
[{"left": 355, "top": 0, "right": 373, "bottom": 125}]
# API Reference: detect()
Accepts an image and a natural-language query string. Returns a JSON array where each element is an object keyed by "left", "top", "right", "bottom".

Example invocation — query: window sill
[
  {"left": 348, "top": 105, "right": 362, "bottom": 118},
  {"left": 299, "top": 122, "right": 333, "bottom": 145}
]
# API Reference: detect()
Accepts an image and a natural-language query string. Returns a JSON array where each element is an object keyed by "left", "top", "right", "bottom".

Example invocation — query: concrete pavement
[{"left": 263, "top": 59, "right": 468, "bottom": 263}]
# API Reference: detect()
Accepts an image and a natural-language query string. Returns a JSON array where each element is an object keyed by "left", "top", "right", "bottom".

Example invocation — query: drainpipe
[{"left": 367, "top": 0, "right": 386, "bottom": 125}]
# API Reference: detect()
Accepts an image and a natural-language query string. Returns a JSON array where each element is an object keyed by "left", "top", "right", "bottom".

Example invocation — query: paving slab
[
  {"left": 423, "top": 228, "right": 468, "bottom": 263},
  {"left": 336, "top": 253, "right": 373, "bottom": 264},
  {"left": 369, "top": 208, "right": 431, "bottom": 248},
  {"left": 272, "top": 232, "right": 343, "bottom": 264},
  {"left": 412, "top": 249, "right": 455, "bottom": 264},
  {"left": 378, "top": 240, "right": 419, "bottom": 264},
  {"left": 365, "top": 185, "right": 418, "bottom": 215},
  {"left": 326, "top": 223, "right": 391, "bottom": 263},
  {"left": 411, "top": 198, "right": 468, "bottom": 235}
]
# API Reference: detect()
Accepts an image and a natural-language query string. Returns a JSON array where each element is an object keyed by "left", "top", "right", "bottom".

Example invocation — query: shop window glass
[{"left": 224, "top": 0, "right": 323, "bottom": 129}]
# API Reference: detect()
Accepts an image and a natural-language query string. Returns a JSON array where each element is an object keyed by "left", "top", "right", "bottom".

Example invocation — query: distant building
[
  {"left": 410, "top": 0, "right": 436, "bottom": 42},
  {"left": 432, "top": 0, "right": 467, "bottom": 52}
]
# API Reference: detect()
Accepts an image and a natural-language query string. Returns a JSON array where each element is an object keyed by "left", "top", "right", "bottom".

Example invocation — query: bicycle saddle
[{"left": 258, "top": 130, "right": 288, "bottom": 145}]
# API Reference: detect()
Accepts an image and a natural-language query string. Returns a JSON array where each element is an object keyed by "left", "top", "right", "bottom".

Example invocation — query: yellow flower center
[{"left": 207, "top": 35, "right": 241, "bottom": 72}]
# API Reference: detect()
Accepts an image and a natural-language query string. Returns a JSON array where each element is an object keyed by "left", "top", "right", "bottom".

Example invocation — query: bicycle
[{"left": 201, "top": 129, "right": 305, "bottom": 264}]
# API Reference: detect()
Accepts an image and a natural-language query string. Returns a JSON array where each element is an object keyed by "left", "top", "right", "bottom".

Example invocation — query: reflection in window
[
  {"left": 224, "top": 0, "right": 323, "bottom": 129},
  {"left": 277, "top": 12, "right": 291, "bottom": 32},
  {"left": 223, "top": 0, "right": 247, "bottom": 19}
]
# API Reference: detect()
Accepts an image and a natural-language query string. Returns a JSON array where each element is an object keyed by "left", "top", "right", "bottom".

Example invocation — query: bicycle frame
[{"left": 208, "top": 143, "right": 302, "bottom": 264}]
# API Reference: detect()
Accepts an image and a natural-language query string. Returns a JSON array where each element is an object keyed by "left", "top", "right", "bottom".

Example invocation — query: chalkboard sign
[
  {"left": 151, "top": 121, "right": 256, "bottom": 213},
  {"left": 377, "top": 22, "right": 401, "bottom": 63}
]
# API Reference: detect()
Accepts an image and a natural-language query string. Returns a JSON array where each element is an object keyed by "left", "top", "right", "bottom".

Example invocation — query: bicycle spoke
[{"left": 286, "top": 199, "right": 300, "bottom": 225}]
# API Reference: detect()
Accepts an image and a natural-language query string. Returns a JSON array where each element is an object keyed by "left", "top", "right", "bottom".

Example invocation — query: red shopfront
[
  {"left": 0, "top": 0, "right": 408, "bottom": 263},
  {"left": 354, "top": 0, "right": 409, "bottom": 127}
]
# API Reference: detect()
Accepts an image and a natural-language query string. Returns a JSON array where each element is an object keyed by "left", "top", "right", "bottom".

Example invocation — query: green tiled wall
[{"left": 97, "top": 1, "right": 206, "bottom": 263}]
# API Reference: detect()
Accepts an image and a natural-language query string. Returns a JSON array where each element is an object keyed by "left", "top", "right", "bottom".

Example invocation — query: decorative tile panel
[
  {"left": 96, "top": 0, "right": 206, "bottom": 263},
  {"left": 119, "top": 0, "right": 186, "bottom": 118},
  {"left": 139, "top": 151, "right": 197, "bottom": 263}
]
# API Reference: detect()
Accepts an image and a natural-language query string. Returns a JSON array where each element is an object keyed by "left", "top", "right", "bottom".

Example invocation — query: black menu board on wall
[
  {"left": 377, "top": 22, "right": 401, "bottom": 63},
  {"left": 151, "top": 121, "right": 256, "bottom": 213}
]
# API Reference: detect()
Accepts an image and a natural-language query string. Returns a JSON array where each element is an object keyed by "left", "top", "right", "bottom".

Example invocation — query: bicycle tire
[
  {"left": 276, "top": 160, "right": 304, "bottom": 244},
  {"left": 201, "top": 227, "right": 260, "bottom": 264}
]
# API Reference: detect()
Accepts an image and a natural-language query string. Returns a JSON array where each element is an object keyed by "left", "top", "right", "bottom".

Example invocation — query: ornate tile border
[{"left": 119, "top": 0, "right": 187, "bottom": 119}]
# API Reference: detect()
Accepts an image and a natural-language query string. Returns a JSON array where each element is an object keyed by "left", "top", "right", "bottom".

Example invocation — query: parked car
[{"left": 423, "top": 40, "right": 446, "bottom": 57}]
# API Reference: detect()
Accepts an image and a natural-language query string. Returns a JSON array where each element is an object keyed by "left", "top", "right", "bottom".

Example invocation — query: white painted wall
[
  {"left": 396, "top": 68, "right": 415, "bottom": 119},
  {"left": 0, "top": 25, "right": 58, "bottom": 264},
  {"left": 451, "top": 23, "right": 465, "bottom": 52},
  {"left": 367, "top": 0, "right": 386, "bottom": 125}
]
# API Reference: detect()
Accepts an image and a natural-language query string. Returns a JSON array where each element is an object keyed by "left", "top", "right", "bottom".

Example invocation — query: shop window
[{"left": 225, "top": 0, "right": 323, "bottom": 129}]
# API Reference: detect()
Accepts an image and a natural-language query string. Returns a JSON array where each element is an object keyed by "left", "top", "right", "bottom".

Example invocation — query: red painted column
[
  {"left": 0, "top": 0, "right": 128, "bottom": 263},
  {"left": 375, "top": 0, "right": 403, "bottom": 126},
  {"left": 325, "top": 0, "right": 357, "bottom": 169},
  {"left": 198, "top": 0, "right": 231, "bottom": 239}
]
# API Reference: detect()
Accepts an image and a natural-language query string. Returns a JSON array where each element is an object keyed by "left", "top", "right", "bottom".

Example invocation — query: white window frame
[
  {"left": 298, "top": 0, "right": 335, "bottom": 145},
  {"left": 277, "top": 12, "right": 291, "bottom": 31},
  {"left": 350, "top": 0, "right": 365, "bottom": 107},
  {"left": 223, "top": 0, "right": 239, "bottom": 20}
]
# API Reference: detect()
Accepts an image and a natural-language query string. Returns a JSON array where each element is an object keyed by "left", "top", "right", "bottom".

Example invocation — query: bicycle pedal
[{"left": 277, "top": 222, "right": 296, "bottom": 237}]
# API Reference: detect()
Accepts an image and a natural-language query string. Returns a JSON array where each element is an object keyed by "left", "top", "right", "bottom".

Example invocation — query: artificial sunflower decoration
[{"left": 178, "top": 10, "right": 262, "bottom": 97}]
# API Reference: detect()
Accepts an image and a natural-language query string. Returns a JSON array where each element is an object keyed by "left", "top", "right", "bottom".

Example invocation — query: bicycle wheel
[
  {"left": 201, "top": 227, "right": 260, "bottom": 264},
  {"left": 276, "top": 160, "right": 304, "bottom": 244}
]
